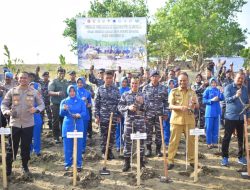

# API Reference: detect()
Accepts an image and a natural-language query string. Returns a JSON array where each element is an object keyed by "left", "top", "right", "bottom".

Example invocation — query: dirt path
[{"left": 0, "top": 125, "right": 249, "bottom": 190}]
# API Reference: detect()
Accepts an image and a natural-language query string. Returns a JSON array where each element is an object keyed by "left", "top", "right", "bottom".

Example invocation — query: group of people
[{"left": 0, "top": 61, "right": 249, "bottom": 178}]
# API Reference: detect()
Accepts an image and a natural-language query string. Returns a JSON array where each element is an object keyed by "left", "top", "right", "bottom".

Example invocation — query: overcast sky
[{"left": 0, "top": 0, "right": 249, "bottom": 64}]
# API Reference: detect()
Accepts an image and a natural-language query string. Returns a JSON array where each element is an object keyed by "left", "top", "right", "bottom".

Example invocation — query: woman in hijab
[
  {"left": 76, "top": 77, "right": 91, "bottom": 154},
  {"left": 29, "top": 82, "right": 43, "bottom": 156},
  {"left": 60, "top": 85, "right": 87, "bottom": 172}
]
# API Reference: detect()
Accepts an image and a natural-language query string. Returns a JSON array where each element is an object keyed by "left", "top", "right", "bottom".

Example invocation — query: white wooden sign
[
  {"left": 0, "top": 127, "right": 11, "bottom": 135},
  {"left": 190, "top": 128, "right": 205, "bottom": 136},
  {"left": 131, "top": 132, "right": 147, "bottom": 140},
  {"left": 67, "top": 132, "right": 83, "bottom": 138}
]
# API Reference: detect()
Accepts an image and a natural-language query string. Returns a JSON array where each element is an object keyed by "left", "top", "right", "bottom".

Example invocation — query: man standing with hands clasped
[
  {"left": 118, "top": 77, "right": 146, "bottom": 172},
  {"left": 94, "top": 70, "right": 121, "bottom": 159},
  {"left": 167, "top": 72, "right": 199, "bottom": 170},
  {"left": 221, "top": 72, "right": 250, "bottom": 166},
  {"left": 1, "top": 72, "right": 45, "bottom": 176},
  {"left": 143, "top": 70, "right": 169, "bottom": 157}
]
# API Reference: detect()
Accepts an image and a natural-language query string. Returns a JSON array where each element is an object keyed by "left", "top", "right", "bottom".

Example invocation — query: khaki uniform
[
  {"left": 1, "top": 85, "right": 45, "bottom": 175},
  {"left": 168, "top": 87, "right": 197, "bottom": 164},
  {"left": 1, "top": 86, "right": 45, "bottom": 128}
]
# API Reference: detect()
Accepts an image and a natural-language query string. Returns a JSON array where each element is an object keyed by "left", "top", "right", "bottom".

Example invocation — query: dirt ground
[{"left": 0, "top": 122, "right": 249, "bottom": 190}]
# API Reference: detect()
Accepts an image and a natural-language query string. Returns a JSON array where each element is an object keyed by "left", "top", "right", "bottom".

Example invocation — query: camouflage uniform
[
  {"left": 94, "top": 84, "right": 120, "bottom": 155},
  {"left": 83, "top": 83, "right": 94, "bottom": 138},
  {"left": 40, "top": 79, "right": 52, "bottom": 129},
  {"left": 89, "top": 73, "right": 104, "bottom": 87},
  {"left": 142, "top": 82, "right": 168, "bottom": 155},
  {"left": 118, "top": 90, "right": 146, "bottom": 158},
  {"left": 191, "top": 82, "right": 206, "bottom": 129},
  {"left": 221, "top": 78, "right": 233, "bottom": 88}
]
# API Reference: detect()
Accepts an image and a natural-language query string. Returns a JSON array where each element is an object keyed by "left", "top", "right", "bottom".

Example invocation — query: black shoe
[
  {"left": 77, "top": 168, "right": 82, "bottom": 172},
  {"left": 6, "top": 163, "right": 12, "bottom": 176},
  {"left": 212, "top": 145, "right": 218, "bottom": 149},
  {"left": 36, "top": 153, "right": 41, "bottom": 157},
  {"left": 102, "top": 153, "right": 106, "bottom": 159},
  {"left": 168, "top": 164, "right": 175, "bottom": 170},
  {"left": 156, "top": 145, "right": 163, "bottom": 157},
  {"left": 122, "top": 157, "right": 131, "bottom": 172},
  {"left": 145, "top": 145, "right": 152, "bottom": 157},
  {"left": 54, "top": 139, "right": 61, "bottom": 144},
  {"left": 22, "top": 166, "right": 30, "bottom": 174},
  {"left": 108, "top": 151, "right": 115, "bottom": 160},
  {"left": 190, "top": 163, "right": 200, "bottom": 168},
  {"left": 6, "top": 168, "right": 12, "bottom": 177},
  {"left": 140, "top": 157, "right": 145, "bottom": 168}
]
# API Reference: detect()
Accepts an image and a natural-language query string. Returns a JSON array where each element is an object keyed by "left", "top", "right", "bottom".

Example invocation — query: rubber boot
[
  {"left": 122, "top": 157, "right": 131, "bottom": 172},
  {"left": 6, "top": 160, "right": 12, "bottom": 176},
  {"left": 108, "top": 149, "right": 115, "bottom": 160},
  {"left": 156, "top": 145, "right": 163, "bottom": 157},
  {"left": 140, "top": 157, "right": 145, "bottom": 168},
  {"left": 145, "top": 145, "right": 152, "bottom": 157}
]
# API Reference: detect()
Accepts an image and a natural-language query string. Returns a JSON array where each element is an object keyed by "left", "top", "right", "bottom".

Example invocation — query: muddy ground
[{"left": 0, "top": 123, "right": 249, "bottom": 190}]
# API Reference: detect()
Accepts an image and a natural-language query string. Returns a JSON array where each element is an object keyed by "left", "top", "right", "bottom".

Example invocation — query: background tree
[
  {"left": 59, "top": 54, "right": 66, "bottom": 66},
  {"left": 240, "top": 47, "right": 250, "bottom": 69},
  {"left": 3, "top": 45, "right": 24, "bottom": 72},
  {"left": 149, "top": 0, "right": 247, "bottom": 71}
]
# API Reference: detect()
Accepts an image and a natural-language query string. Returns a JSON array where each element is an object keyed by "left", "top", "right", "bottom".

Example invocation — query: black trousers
[
  {"left": 51, "top": 104, "right": 63, "bottom": 140},
  {"left": 1, "top": 110, "right": 7, "bottom": 127},
  {"left": 100, "top": 122, "right": 116, "bottom": 153},
  {"left": 6, "top": 126, "right": 34, "bottom": 170},
  {"left": 222, "top": 119, "right": 244, "bottom": 158},
  {"left": 87, "top": 108, "right": 92, "bottom": 138},
  {"left": 41, "top": 103, "right": 52, "bottom": 129}
]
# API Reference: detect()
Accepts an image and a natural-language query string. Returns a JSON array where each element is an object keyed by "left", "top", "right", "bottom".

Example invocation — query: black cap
[
  {"left": 98, "top": 68, "right": 105, "bottom": 73},
  {"left": 68, "top": 70, "right": 76, "bottom": 75},
  {"left": 57, "top": 67, "right": 65, "bottom": 73},
  {"left": 42, "top": 71, "right": 49, "bottom": 76},
  {"left": 28, "top": 72, "right": 36, "bottom": 77},
  {"left": 174, "top": 66, "right": 181, "bottom": 72},
  {"left": 150, "top": 70, "right": 160, "bottom": 77}
]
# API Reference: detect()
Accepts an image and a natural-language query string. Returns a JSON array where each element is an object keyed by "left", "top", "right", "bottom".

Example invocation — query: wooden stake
[
  {"left": 137, "top": 138, "right": 140, "bottom": 186},
  {"left": 159, "top": 116, "right": 168, "bottom": 178},
  {"left": 244, "top": 115, "right": 250, "bottom": 176},
  {"left": 73, "top": 129, "right": 77, "bottom": 186},
  {"left": 194, "top": 135, "right": 198, "bottom": 182},
  {"left": 186, "top": 125, "right": 189, "bottom": 171},
  {"left": 1, "top": 134, "right": 8, "bottom": 189},
  {"left": 120, "top": 122, "right": 122, "bottom": 155},
  {"left": 103, "top": 112, "right": 113, "bottom": 169}
]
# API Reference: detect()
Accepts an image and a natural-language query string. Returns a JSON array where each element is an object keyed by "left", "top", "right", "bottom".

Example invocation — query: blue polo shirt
[{"left": 224, "top": 83, "right": 250, "bottom": 120}]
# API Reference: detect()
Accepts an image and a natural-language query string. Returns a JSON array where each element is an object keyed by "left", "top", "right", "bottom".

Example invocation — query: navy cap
[
  {"left": 98, "top": 68, "right": 105, "bottom": 73},
  {"left": 174, "top": 66, "right": 181, "bottom": 72},
  {"left": 68, "top": 70, "right": 76, "bottom": 75},
  {"left": 5, "top": 72, "right": 13, "bottom": 79},
  {"left": 42, "top": 71, "right": 49, "bottom": 76},
  {"left": 57, "top": 67, "right": 65, "bottom": 73},
  {"left": 3, "top": 67, "right": 10, "bottom": 73},
  {"left": 150, "top": 70, "right": 160, "bottom": 77}
]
